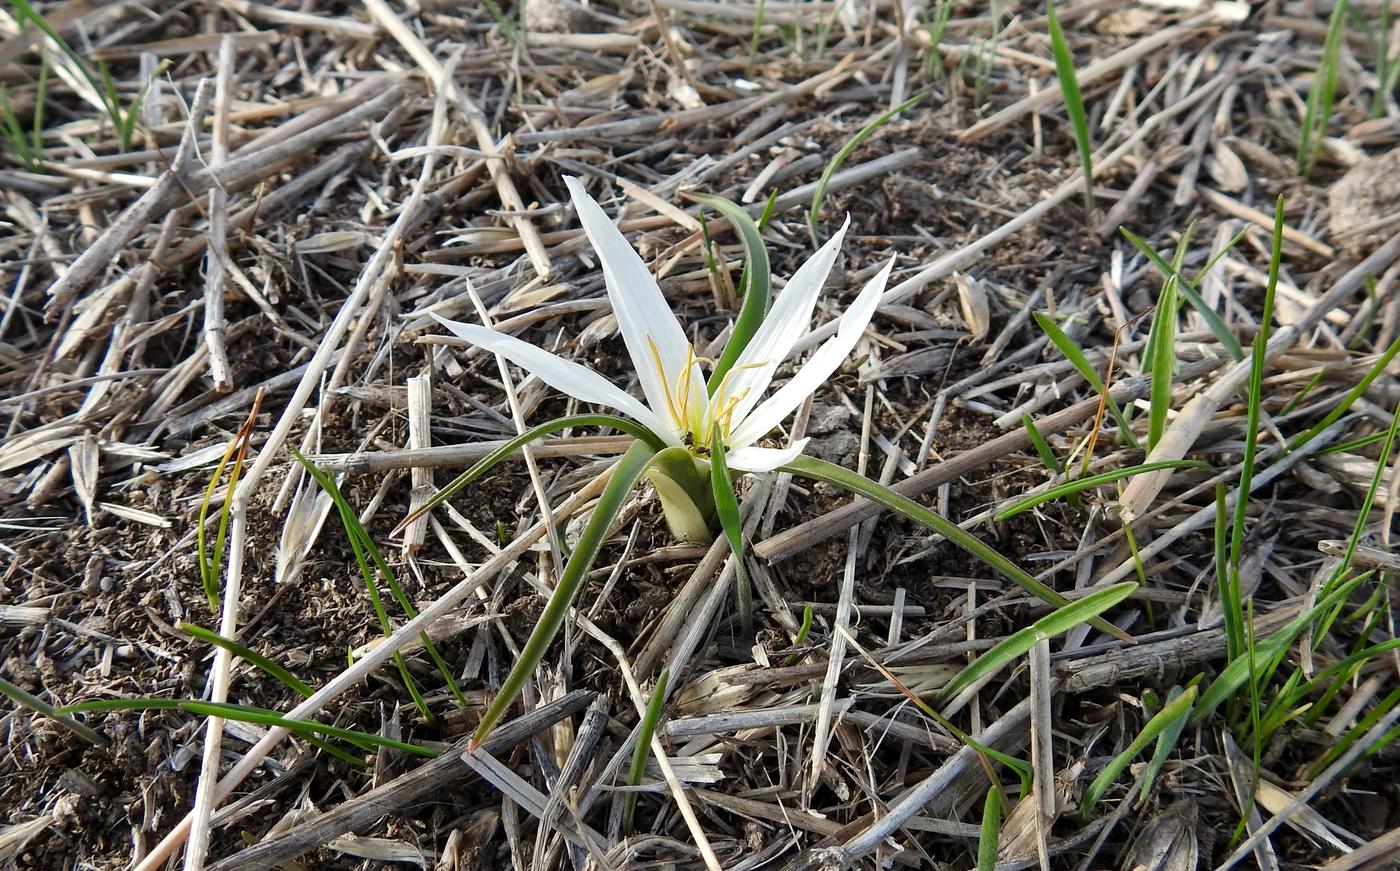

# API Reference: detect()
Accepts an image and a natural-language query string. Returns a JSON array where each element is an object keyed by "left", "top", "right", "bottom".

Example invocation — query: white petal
[
  {"left": 433, "top": 314, "right": 678, "bottom": 443},
  {"left": 716, "top": 217, "right": 849, "bottom": 428},
  {"left": 725, "top": 439, "right": 810, "bottom": 473},
  {"left": 729, "top": 258, "right": 893, "bottom": 448},
  {"left": 564, "top": 176, "right": 707, "bottom": 434}
]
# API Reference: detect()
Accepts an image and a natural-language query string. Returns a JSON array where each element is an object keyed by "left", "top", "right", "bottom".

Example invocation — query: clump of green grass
[
  {"left": 9, "top": 0, "right": 165, "bottom": 152},
  {"left": 1045, "top": 0, "right": 1094, "bottom": 217},
  {"left": 1297, "top": 0, "right": 1348, "bottom": 176}
]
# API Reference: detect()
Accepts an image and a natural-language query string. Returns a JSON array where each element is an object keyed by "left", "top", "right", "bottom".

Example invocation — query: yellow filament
[{"left": 646, "top": 335, "right": 685, "bottom": 431}]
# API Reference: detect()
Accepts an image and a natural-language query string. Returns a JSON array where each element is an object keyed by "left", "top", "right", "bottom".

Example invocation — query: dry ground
[{"left": 4, "top": 1, "right": 1400, "bottom": 869}]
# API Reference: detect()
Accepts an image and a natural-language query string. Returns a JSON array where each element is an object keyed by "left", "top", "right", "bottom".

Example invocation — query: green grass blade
[
  {"left": 1120, "top": 227, "right": 1246, "bottom": 362},
  {"left": 1080, "top": 685, "right": 1197, "bottom": 814},
  {"left": 31, "top": 48, "right": 45, "bottom": 157},
  {"left": 994, "top": 459, "right": 1211, "bottom": 521},
  {"left": 1045, "top": 0, "right": 1093, "bottom": 216},
  {"left": 1194, "top": 571, "right": 1374, "bottom": 720},
  {"left": 710, "top": 430, "right": 753, "bottom": 637},
  {"left": 807, "top": 94, "right": 926, "bottom": 229},
  {"left": 0, "top": 675, "right": 108, "bottom": 746},
  {"left": 1, "top": 85, "right": 37, "bottom": 170},
  {"left": 1298, "top": 0, "right": 1348, "bottom": 175},
  {"left": 1033, "top": 312, "right": 1140, "bottom": 447},
  {"left": 9, "top": 0, "right": 104, "bottom": 105},
  {"left": 941, "top": 582, "right": 1137, "bottom": 702},
  {"left": 472, "top": 441, "right": 659, "bottom": 747},
  {"left": 292, "top": 449, "right": 467, "bottom": 718},
  {"left": 1021, "top": 412, "right": 1062, "bottom": 475},
  {"left": 783, "top": 454, "right": 1134, "bottom": 642},
  {"left": 690, "top": 194, "right": 771, "bottom": 392},
  {"left": 1140, "top": 683, "right": 1195, "bottom": 801},
  {"left": 624, "top": 669, "right": 670, "bottom": 834},
  {"left": 1288, "top": 332, "right": 1400, "bottom": 453},
  {"left": 179, "top": 622, "right": 313, "bottom": 698},
  {"left": 923, "top": 0, "right": 953, "bottom": 81},
  {"left": 58, "top": 698, "right": 432, "bottom": 757},
  {"left": 976, "top": 785, "right": 1002, "bottom": 871},
  {"left": 1144, "top": 234, "right": 1188, "bottom": 448},
  {"left": 393, "top": 413, "right": 663, "bottom": 536},
  {"left": 745, "top": 0, "right": 767, "bottom": 75}
]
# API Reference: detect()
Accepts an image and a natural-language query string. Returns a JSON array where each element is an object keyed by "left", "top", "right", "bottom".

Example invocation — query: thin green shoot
[
  {"left": 0, "top": 85, "right": 38, "bottom": 170},
  {"left": 1279, "top": 367, "right": 1329, "bottom": 416},
  {"left": 1120, "top": 226, "right": 1247, "bottom": 362},
  {"left": 922, "top": 0, "right": 953, "bottom": 81},
  {"left": 793, "top": 604, "right": 814, "bottom": 645},
  {"left": 710, "top": 429, "right": 753, "bottom": 638},
  {"left": 293, "top": 449, "right": 469, "bottom": 720},
  {"left": 977, "top": 786, "right": 1002, "bottom": 871},
  {"left": 1021, "top": 413, "right": 1063, "bottom": 475},
  {"left": 940, "top": 581, "right": 1138, "bottom": 703},
  {"left": 842, "top": 626, "right": 1030, "bottom": 797},
  {"left": 1307, "top": 683, "right": 1400, "bottom": 778},
  {"left": 784, "top": 454, "right": 1135, "bottom": 642},
  {"left": 624, "top": 669, "right": 670, "bottom": 834},
  {"left": 756, "top": 188, "right": 779, "bottom": 232},
  {"left": 1032, "top": 312, "right": 1140, "bottom": 449},
  {"left": 745, "top": 0, "right": 768, "bottom": 76},
  {"left": 808, "top": 94, "right": 926, "bottom": 231},
  {"left": 996, "top": 459, "right": 1210, "bottom": 521},
  {"left": 179, "top": 622, "right": 314, "bottom": 699},
  {"left": 59, "top": 697, "right": 433, "bottom": 758},
  {"left": 1144, "top": 232, "right": 1189, "bottom": 449},
  {"left": 1080, "top": 684, "right": 1197, "bottom": 814},
  {"left": 1045, "top": 0, "right": 1094, "bottom": 217},
  {"left": 0, "top": 675, "right": 108, "bottom": 746},
  {"left": 1140, "top": 682, "right": 1196, "bottom": 801},
  {"left": 1288, "top": 332, "right": 1400, "bottom": 453},
  {"left": 9, "top": 0, "right": 165, "bottom": 151},
  {"left": 1313, "top": 398, "right": 1400, "bottom": 643},
  {"left": 1224, "top": 197, "right": 1284, "bottom": 669},
  {"left": 392, "top": 413, "right": 665, "bottom": 537},
  {"left": 472, "top": 442, "right": 658, "bottom": 748},
  {"left": 483, "top": 0, "right": 520, "bottom": 43},
  {"left": 1194, "top": 570, "right": 1375, "bottom": 720},
  {"left": 1298, "top": 0, "right": 1348, "bottom": 176}
]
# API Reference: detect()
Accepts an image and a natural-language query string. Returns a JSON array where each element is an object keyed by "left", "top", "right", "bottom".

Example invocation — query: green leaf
[
  {"left": 808, "top": 94, "right": 926, "bottom": 229},
  {"left": 1046, "top": 0, "right": 1094, "bottom": 216},
  {"left": 179, "top": 623, "right": 313, "bottom": 699},
  {"left": 710, "top": 429, "right": 753, "bottom": 637},
  {"left": 1081, "top": 685, "right": 1197, "bottom": 814},
  {"left": 58, "top": 698, "right": 431, "bottom": 757},
  {"left": 1288, "top": 332, "right": 1400, "bottom": 453},
  {"left": 1032, "top": 312, "right": 1140, "bottom": 448},
  {"left": 977, "top": 786, "right": 1002, "bottom": 871},
  {"left": 941, "top": 582, "right": 1137, "bottom": 702},
  {"left": 0, "top": 675, "right": 108, "bottom": 747},
  {"left": 1144, "top": 232, "right": 1187, "bottom": 449},
  {"left": 1120, "top": 227, "right": 1246, "bottom": 362},
  {"left": 690, "top": 194, "right": 771, "bottom": 392},
  {"left": 472, "top": 441, "right": 659, "bottom": 746},
  {"left": 993, "top": 460, "right": 1211, "bottom": 521},
  {"left": 393, "top": 413, "right": 664, "bottom": 537},
  {"left": 292, "top": 449, "right": 465, "bottom": 724},
  {"left": 1298, "top": 0, "right": 1348, "bottom": 176},
  {"left": 783, "top": 454, "right": 1134, "bottom": 642},
  {"left": 1021, "top": 412, "right": 1062, "bottom": 475},
  {"left": 624, "top": 669, "right": 670, "bottom": 834}
]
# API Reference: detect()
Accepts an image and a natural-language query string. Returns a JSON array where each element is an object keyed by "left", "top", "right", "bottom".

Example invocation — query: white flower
[{"left": 434, "top": 176, "right": 892, "bottom": 473}]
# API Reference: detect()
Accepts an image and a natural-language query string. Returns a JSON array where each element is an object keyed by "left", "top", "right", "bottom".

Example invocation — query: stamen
[{"left": 647, "top": 335, "right": 684, "bottom": 430}]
